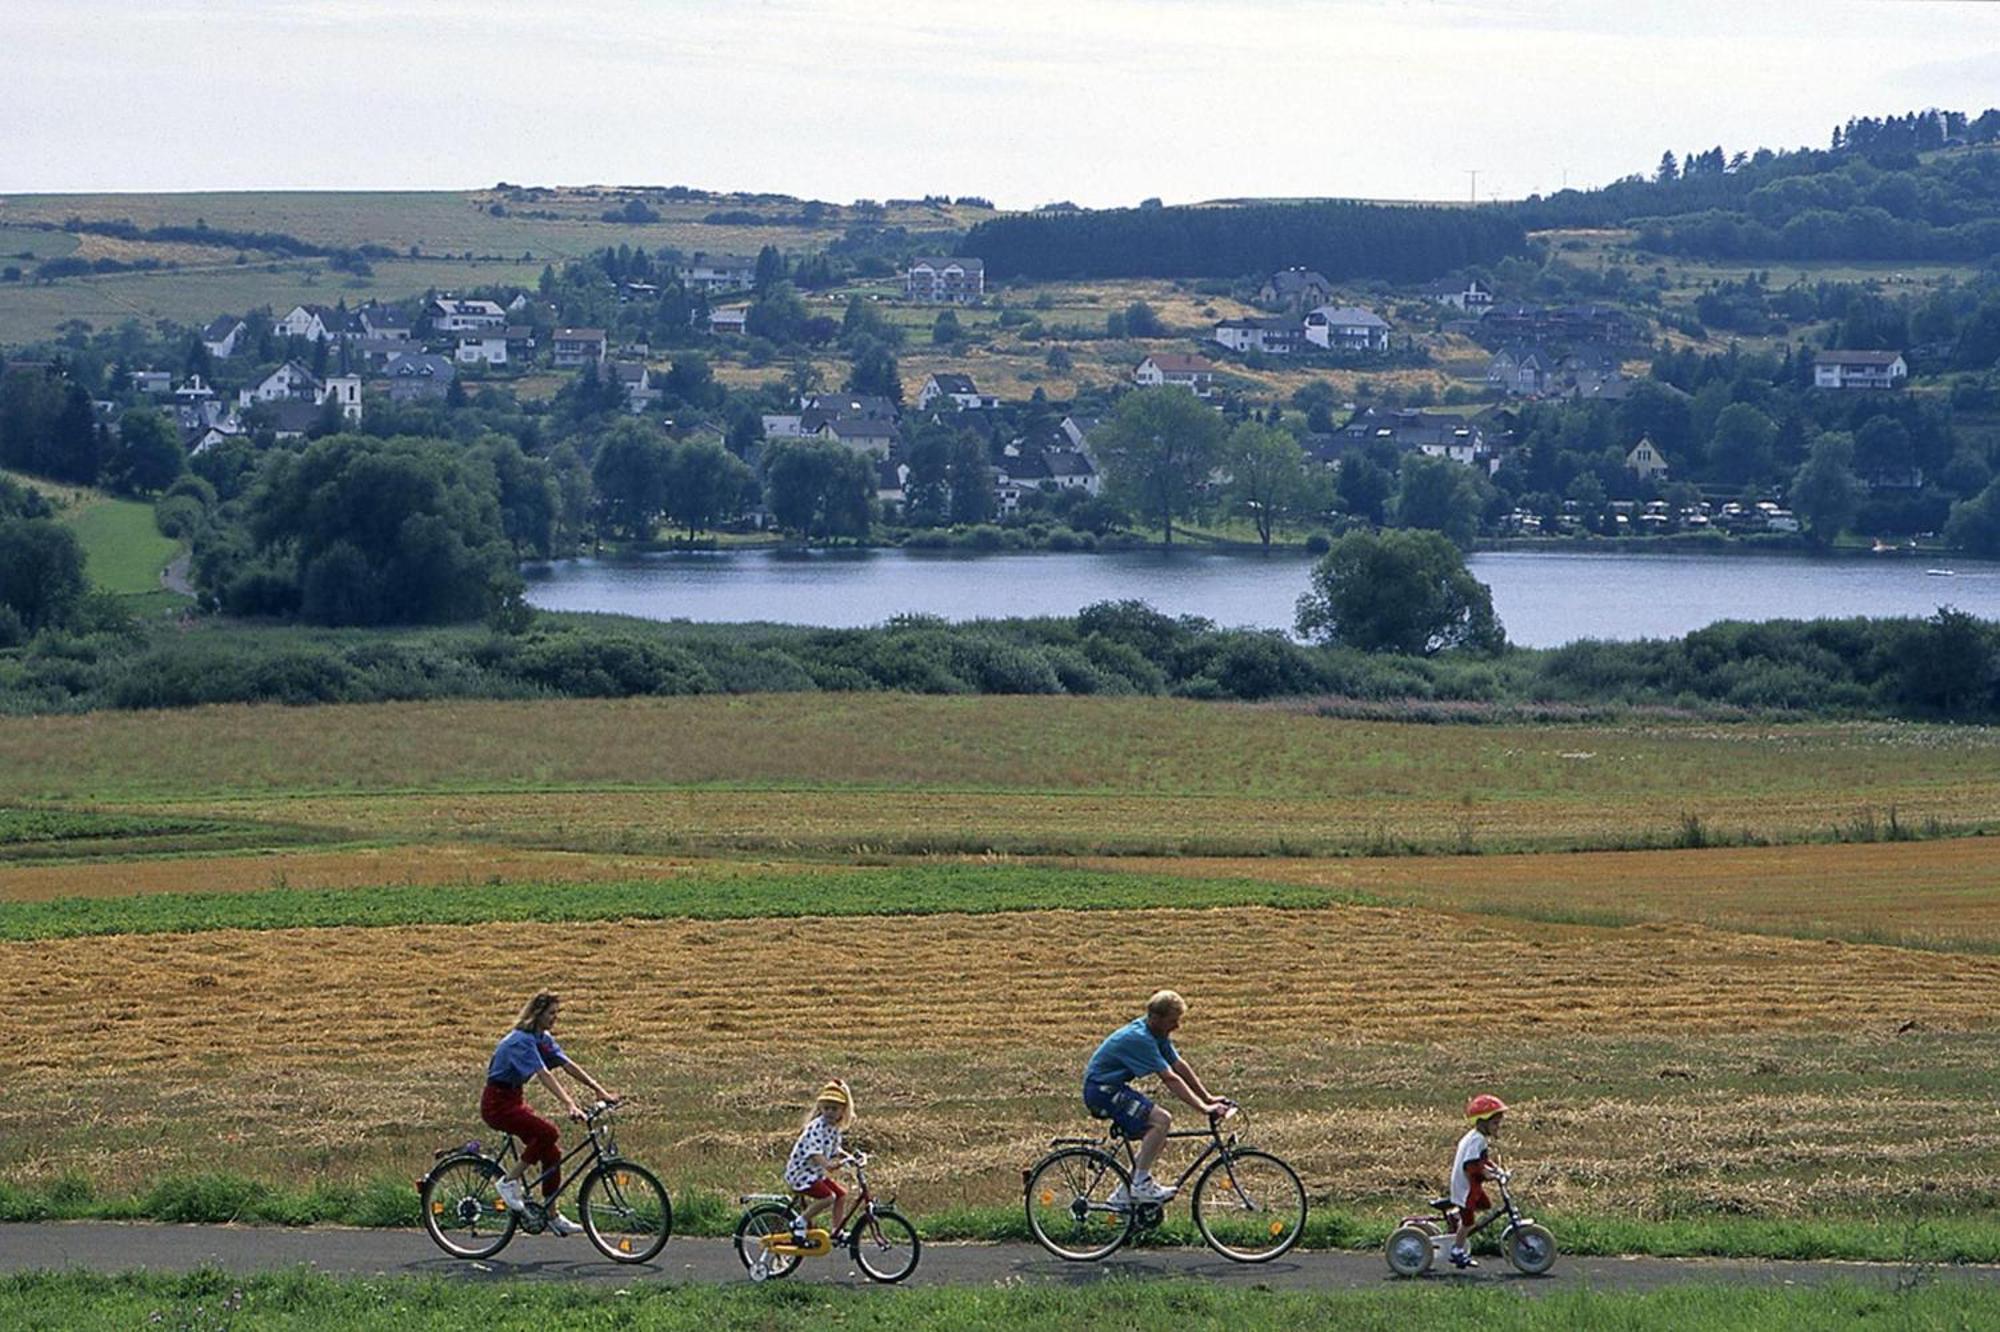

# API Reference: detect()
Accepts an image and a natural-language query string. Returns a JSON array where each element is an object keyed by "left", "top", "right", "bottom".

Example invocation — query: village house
[
  {"left": 1258, "top": 268, "right": 1333, "bottom": 311},
  {"left": 802, "top": 403, "right": 900, "bottom": 456},
  {"left": 262, "top": 399, "right": 325, "bottom": 440},
  {"left": 1303, "top": 305, "right": 1391, "bottom": 352},
  {"left": 904, "top": 257, "right": 985, "bottom": 304},
  {"left": 552, "top": 328, "right": 608, "bottom": 368},
  {"left": 378, "top": 352, "right": 457, "bottom": 402},
  {"left": 358, "top": 305, "right": 414, "bottom": 341},
  {"left": 454, "top": 328, "right": 510, "bottom": 365},
  {"left": 201, "top": 316, "right": 247, "bottom": 360},
  {"left": 915, "top": 372, "right": 999, "bottom": 411},
  {"left": 1045, "top": 450, "right": 1101, "bottom": 495},
  {"left": 1341, "top": 408, "right": 1492, "bottom": 469},
  {"left": 1479, "top": 302, "right": 1641, "bottom": 348},
  {"left": 1625, "top": 436, "right": 1669, "bottom": 480},
  {"left": 273, "top": 304, "right": 356, "bottom": 343},
  {"left": 1133, "top": 352, "right": 1217, "bottom": 396},
  {"left": 611, "top": 361, "right": 657, "bottom": 413},
  {"left": 430, "top": 297, "right": 507, "bottom": 331},
  {"left": 184, "top": 419, "right": 245, "bottom": 456},
  {"left": 240, "top": 360, "right": 321, "bottom": 405},
  {"left": 875, "top": 458, "right": 908, "bottom": 514},
  {"left": 681, "top": 253, "right": 759, "bottom": 294},
  {"left": 1212, "top": 316, "right": 1302, "bottom": 356},
  {"left": 708, "top": 305, "right": 749, "bottom": 336},
  {"left": 1060, "top": 415, "right": 1101, "bottom": 450},
  {"left": 321, "top": 373, "right": 363, "bottom": 423},
  {"left": 1813, "top": 349, "right": 1908, "bottom": 390},
  {"left": 993, "top": 451, "right": 1053, "bottom": 514},
  {"left": 130, "top": 369, "right": 172, "bottom": 395},
  {"left": 1420, "top": 278, "right": 1494, "bottom": 311}
]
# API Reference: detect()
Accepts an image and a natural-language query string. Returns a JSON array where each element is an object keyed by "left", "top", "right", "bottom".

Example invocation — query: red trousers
[{"left": 481, "top": 1082, "right": 560, "bottom": 1198}]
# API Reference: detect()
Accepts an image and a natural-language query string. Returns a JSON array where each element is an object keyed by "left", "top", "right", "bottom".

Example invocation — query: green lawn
[
  {"left": 0, "top": 1270, "right": 1992, "bottom": 1331},
  {"left": 57, "top": 492, "right": 183, "bottom": 603}
]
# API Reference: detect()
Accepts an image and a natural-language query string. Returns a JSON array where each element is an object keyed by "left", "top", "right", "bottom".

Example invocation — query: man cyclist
[{"left": 1082, "top": 989, "right": 1232, "bottom": 1204}]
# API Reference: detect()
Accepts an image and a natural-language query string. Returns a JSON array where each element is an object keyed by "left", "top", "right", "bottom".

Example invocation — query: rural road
[{"left": 2, "top": 1224, "right": 1997, "bottom": 1294}]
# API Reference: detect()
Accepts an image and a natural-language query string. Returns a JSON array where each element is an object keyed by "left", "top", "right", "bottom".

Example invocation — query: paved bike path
[{"left": 2, "top": 1224, "right": 1997, "bottom": 1294}]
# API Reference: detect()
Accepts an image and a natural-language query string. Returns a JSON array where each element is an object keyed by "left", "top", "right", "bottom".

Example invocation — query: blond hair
[
  {"left": 514, "top": 991, "right": 560, "bottom": 1033},
  {"left": 804, "top": 1077, "right": 856, "bottom": 1130},
  {"left": 1146, "top": 989, "right": 1187, "bottom": 1021}
]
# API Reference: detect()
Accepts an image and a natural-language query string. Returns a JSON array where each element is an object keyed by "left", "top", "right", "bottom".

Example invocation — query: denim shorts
[{"left": 1082, "top": 1080, "right": 1155, "bottom": 1138}]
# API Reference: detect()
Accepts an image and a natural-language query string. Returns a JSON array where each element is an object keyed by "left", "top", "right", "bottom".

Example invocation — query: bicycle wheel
[
  {"left": 1024, "top": 1147, "right": 1135, "bottom": 1262},
  {"left": 1191, "top": 1148, "right": 1307, "bottom": 1262},
  {"left": 734, "top": 1202, "right": 803, "bottom": 1280},
  {"left": 579, "top": 1162, "right": 672, "bottom": 1263},
  {"left": 420, "top": 1154, "right": 518, "bottom": 1259},
  {"left": 849, "top": 1205, "right": 921, "bottom": 1283},
  {"left": 1507, "top": 1221, "right": 1557, "bottom": 1275}
]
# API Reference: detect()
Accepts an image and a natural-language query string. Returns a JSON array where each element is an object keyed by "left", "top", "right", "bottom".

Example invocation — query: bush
[{"left": 154, "top": 493, "right": 207, "bottom": 540}]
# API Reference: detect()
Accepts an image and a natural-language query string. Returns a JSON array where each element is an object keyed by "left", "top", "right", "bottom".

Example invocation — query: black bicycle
[
  {"left": 419, "top": 1100, "right": 672, "bottom": 1264},
  {"left": 1023, "top": 1100, "right": 1307, "bottom": 1262}
]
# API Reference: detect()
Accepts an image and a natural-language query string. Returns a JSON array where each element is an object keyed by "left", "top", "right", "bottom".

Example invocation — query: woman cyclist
[{"left": 483, "top": 991, "right": 617, "bottom": 1236}]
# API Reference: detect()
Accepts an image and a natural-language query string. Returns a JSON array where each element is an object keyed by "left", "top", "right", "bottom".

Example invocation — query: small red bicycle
[{"left": 733, "top": 1150, "right": 921, "bottom": 1284}]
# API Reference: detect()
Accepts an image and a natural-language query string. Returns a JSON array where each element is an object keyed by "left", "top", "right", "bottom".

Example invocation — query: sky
[{"left": 3, "top": 0, "right": 1997, "bottom": 207}]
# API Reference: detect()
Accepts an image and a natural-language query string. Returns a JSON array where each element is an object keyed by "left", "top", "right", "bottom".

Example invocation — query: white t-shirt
[
  {"left": 785, "top": 1114, "right": 844, "bottom": 1190},
  {"left": 1448, "top": 1127, "right": 1489, "bottom": 1205}
]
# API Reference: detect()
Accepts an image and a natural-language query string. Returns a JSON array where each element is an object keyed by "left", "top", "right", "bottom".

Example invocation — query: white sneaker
[
  {"left": 1129, "top": 1175, "right": 1174, "bottom": 1203},
  {"left": 495, "top": 1178, "right": 527, "bottom": 1213},
  {"left": 548, "top": 1211, "right": 585, "bottom": 1237},
  {"left": 1105, "top": 1182, "right": 1132, "bottom": 1210}
]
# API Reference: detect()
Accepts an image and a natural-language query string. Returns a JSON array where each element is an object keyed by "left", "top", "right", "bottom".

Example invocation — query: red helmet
[{"left": 1465, "top": 1093, "right": 1508, "bottom": 1120}]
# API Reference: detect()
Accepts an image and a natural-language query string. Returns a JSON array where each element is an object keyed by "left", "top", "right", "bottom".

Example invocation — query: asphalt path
[{"left": 3, "top": 1224, "right": 1998, "bottom": 1295}]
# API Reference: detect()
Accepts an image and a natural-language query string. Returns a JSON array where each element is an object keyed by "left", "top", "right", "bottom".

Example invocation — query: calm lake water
[{"left": 521, "top": 547, "right": 2000, "bottom": 649}]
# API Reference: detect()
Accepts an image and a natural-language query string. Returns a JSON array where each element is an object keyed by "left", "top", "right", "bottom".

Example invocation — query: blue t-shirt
[
  {"left": 487, "top": 1029, "right": 566, "bottom": 1087},
  {"left": 1084, "top": 1017, "right": 1178, "bottom": 1089}
]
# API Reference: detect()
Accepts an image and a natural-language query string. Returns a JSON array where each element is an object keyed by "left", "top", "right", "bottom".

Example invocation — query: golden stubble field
[{"left": 8, "top": 901, "right": 2000, "bottom": 1218}]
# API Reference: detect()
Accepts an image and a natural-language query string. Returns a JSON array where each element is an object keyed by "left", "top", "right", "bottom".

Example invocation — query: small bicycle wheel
[
  {"left": 1191, "top": 1149, "right": 1307, "bottom": 1262},
  {"left": 1384, "top": 1223, "right": 1436, "bottom": 1277},
  {"left": 1507, "top": 1221, "right": 1557, "bottom": 1275},
  {"left": 579, "top": 1162, "right": 672, "bottom": 1263},
  {"left": 849, "top": 1205, "right": 921, "bottom": 1283},
  {"left": 420, "top": 1154, "right": 518, "bottom": 1260},
  {"left": 734, "top": 1202, "right": 803, "bottom": 1280},
  {"left": 1024, "top": 1147, "right": 1135, "bottom": 1262}
]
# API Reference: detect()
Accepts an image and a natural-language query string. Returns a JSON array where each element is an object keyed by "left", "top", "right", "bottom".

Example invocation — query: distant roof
[
  {"left": 1266, "top": 268, "right": 1330, "bottom": 292},
  {"left": 266, "top": 399, "right": 324, "bottom": 432},
  {"left": 1046, "top": 451, "right": 1096, "bottom": 477},
  {"left": 1816, "top": 349, "right": 1904, "bottom": 365},
  {"left": 1309, "top": 305, "right": 1389, "bottom": 328},
  {"left": 554, "top": 327, "right": 607, "bottom": 341},
  {"left": 610, "top": 360, "right": 649, "bottom": 383},
  {"left": 928, "top": 372, "right": 978, "bottom": 394},
  {"left": 910, "top": 256, "right": 984, "bottom": 272},
  {"left": 383, "top": 352, "right": 456, "bottom": 379},
  {"left": 1143, "top": 353, "right": 1215, "bottom": 374},
  {"left": 202, "top": 315, "right": 244, "bottom": 339}
]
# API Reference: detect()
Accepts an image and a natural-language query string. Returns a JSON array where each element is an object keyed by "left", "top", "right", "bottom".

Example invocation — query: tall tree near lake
[
  {"left": 1295, "top": 527, "right": 1504, "bottom": 656},
  {"left": 1222, "top": 421, "right": 1311, "bottom": 551},
  {"left": 662, "top": 440, "right": 755, "bottom": 539},
  {"left": 845, "top": 339, "right": 904, "bottom": 406},
  {"left": 764, "top": 439, "right": 873, "bottom": 542},
  {"left": 946, "top": 430, "right": 995, "bottom": 525},
  {"left": 1335, "top": 451, "right": 1392, "bottom": 527},
  {"left": 1789, "top": 431, "right": 1864, "bottom": 549},
  {"left": 1095, "top": 388, "right": 1226, "bottom": 545},
  {"left": 1393, "top": 454, "right": 1487, "bottom": 550},
  {"left": 589, "top": 419, "right": 672, "bottom": 541}
]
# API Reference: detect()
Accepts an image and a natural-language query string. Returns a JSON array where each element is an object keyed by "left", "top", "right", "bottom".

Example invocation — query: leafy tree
[
  {"left": 232, "top": 433, "right": 515, "bottom": 625},
  {"left": 1124, "top": 302, "right": 1165, "bottom": 338},
  {"left": 661, "top": 353, "right": 723, "bottom": 410},
  {"left": 589, "top": 419, "right": 671, "bottom": 541},
  {"left": 1094, "top": 388, "right": 1226, "bottom": 544},
  {"left": 931, "top": 310, "right": 963, "bottom": 346},
  {"left": 903, "top": 426, "right": 951, "bottom": 526},
  {"left": 482, "top": 436, "right": 557, "bottom": 557},
  {"left": 1946, "top": 476, "right": 2000, "bottom": 558},
  {"left": 106, "top": 407, "right": 186, "bottom": 494},
  {"left": 745, "top": 282, "right": 809, "bottom": 345},
  {"left": 0, "top": 518, "right": 87, "bottom": 633},
  {"left": 1708, "top": 402, "right": 1778, "bottom": 483},
  {"left": 752, "top": 244, "right": 785, "bottom": 296},
  {"left": 1295, "top": 527, "right": 1504, "bottom": 656},
  {"left": 1335, "top": 452, "right": 1391, "bottom": 526},
  {"left": 1789, "top": 431, "right": 1864, "bottom": 549},
  {"left": 662, "top": 440, "right": 755, "bottom": 538},
  {"left": 764, "top": 440, "right": 874, "bottom": 541},
  {"left": 845, "top": 339, "right": 903, "bottom": 405},
  {"left": 1222, "top": 422, "right": 1309, "bottom": 550},
  {"left": 1393, "top": 455, "right": 1486, "bottom": 549},
  {"left": 946, "top": 431, "right": 994, "bottom": 525},
  {"left": 1853, "top": 415, "right": 1914, "bottom": 481}
]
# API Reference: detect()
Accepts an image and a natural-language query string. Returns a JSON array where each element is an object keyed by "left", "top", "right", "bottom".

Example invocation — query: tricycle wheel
[
  {"left": 1507, "top": 1221, "right": 1557, "bottom": 1275},
  {"left": 1384, "top": 1223, "right": 1436, "bottom": 1277}
]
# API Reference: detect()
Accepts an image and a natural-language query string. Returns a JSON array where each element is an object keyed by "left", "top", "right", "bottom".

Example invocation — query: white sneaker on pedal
[
  {"left": 1129, "top": 1174, "right": 1174, "bottom": 1203},
  {"left": 495, "top": 1178, "right": 527, "bottom": 1213},
  {"left": 548, "top": 1211, "right": 585, "bottom": 1237},
  {"left": 1105, "top": 1182, "right": 1132, "bottom": 1210}
]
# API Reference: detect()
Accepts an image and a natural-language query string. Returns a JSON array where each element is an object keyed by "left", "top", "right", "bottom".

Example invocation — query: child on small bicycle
[
  {"left": 785, "top": 1079, "right": 855, "bottom": 1244},
  {"left": 1448, "top": 1093, "right": 1507, "bottom": 1269}
]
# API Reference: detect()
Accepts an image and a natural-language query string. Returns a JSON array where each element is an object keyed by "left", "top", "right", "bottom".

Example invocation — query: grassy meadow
[{"left": 2, "top": 694, "right": 2000, "bottom": 1259}]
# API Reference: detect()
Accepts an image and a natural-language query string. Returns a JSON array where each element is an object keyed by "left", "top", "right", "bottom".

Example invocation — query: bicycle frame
[
  {"left": 742, "top": 1155, "right": 893, "bottom": 1257},
  {"left": 1049, "top": 1112, "right": 1241, "bottom": 1207},
  {"left": 484, "top": 1106, "right": 624, "bottom": 1226},
  {"left": 1406, "top": 1174, "right": 1533, "bottom": 1241}
]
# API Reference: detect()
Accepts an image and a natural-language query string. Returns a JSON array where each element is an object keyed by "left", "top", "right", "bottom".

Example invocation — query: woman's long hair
[{"left": 514, "top": 991, "right": 559, "bottom": 1034}]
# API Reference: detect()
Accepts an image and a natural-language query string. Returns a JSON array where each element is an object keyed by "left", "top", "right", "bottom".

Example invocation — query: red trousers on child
[{"left": 481, "top": 1082, "right": 561, "bottom": 1198}]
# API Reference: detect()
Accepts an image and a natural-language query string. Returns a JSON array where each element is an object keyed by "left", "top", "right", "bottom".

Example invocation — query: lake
[{"left": 521, "top": 547, "right": 2000, "bottom": 649}]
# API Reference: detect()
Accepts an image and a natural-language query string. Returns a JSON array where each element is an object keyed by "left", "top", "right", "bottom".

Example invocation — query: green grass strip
[
  {"left": 2, "top": 1268, "right": 1997, "bottom": 1330},
  {"left": 0, "top": 866, "right": 1377, "bottom": 941}
]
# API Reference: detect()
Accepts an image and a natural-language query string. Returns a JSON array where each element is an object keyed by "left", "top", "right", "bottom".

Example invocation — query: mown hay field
[{"left": 7, "top": 901, "right": 2000, "bottom": 1221}]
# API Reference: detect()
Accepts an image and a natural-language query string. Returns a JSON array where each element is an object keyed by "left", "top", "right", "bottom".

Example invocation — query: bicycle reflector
[{"left": 1040, "top": 1190, "right": 1055, "bottom": 1206}]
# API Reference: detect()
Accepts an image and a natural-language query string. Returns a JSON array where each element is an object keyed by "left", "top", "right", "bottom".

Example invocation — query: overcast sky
[{"left": 3, "top": 0, "right": 1996, "bottom": 207}]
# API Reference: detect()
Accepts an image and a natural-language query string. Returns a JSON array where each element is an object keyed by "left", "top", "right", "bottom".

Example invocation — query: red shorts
[
  {"left": 1460, "top": 1186, "right": 1490, "bottom": 1218},
  {"left": 799, "top": 1178, "right": 845, "bottom": 1200}
]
